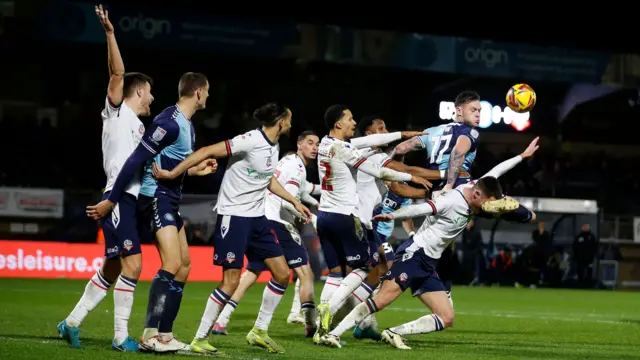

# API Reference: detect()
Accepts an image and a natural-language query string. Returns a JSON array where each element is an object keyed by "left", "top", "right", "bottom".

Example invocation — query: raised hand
[
  {"left": 521, "top": 137, "right": 540, "bottom": 158},
  {"left": 94, "top": 4, "right": 114, "bottom": 34}
]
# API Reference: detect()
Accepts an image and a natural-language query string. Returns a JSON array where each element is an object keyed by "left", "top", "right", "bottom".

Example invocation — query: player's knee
[
  {"left": 272, "top": 269, "right": 290, "bottom": 286},
  {"left": 180, "top": 257, "right": 192, "bottom": 274},
  {"left": 161, "top": 257, "right": 182, "bottom": 274},
  {"left": 437, "top": 311, "right": 455, "bottom": 328},
  {"left": 101, "top": 258, "right": 122, "bottom": 281},
  {"left": 221, "top": 268, "right": 242, "bottom": 290}
]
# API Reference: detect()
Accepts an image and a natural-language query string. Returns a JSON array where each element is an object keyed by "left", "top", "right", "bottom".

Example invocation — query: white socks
[
  {"left": 329, "top": 298, "right": 378, "bottom": 337},
  {"left": 329, "top": 269, "right": 367, "bottom": 315},
  {"left": 113, "top": 274, "right": 137, "bottom": 344},
  {"left": 320, "top": 273, "right": 343, "bottom": 304},
  {"left": 195, "top": 288, "right": 230, "bottom": 339},
  {"left": 215, "top": 300, "right": 238, "bottom": 328},
  {"left": 254, "top": 280, "right": 287, "bottom": 331},
  {"left": 389, "top": 314, "right": 445, "bottom": 335},
  {"left": 65, "top": 271, "right": 112, "bottom": 327}
]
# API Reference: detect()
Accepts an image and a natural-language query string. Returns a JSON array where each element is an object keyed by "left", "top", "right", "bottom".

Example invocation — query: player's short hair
[
  {"left": 474, "top": 176, "right": 503, "bottom": 199},
  {"left": 357, "top": 115, "right": 382, "bottom": 136},
  {"left": 297, "top": 130, "right": 317, "bottom": 142},
  {"left": 324, "top": 104, "right": 349, "bottom": 129},
  {"left": 123, "top": 72, "right": 153, "bottom": 98},
  {"left": 178, "top": 72, "right": 208, "bottom": 98},
  {"left": 253, "top": 102, "right": 289, "bottom": 127},
  {"left": 454, "top": 90, "right": 480, "bottom": 107}
]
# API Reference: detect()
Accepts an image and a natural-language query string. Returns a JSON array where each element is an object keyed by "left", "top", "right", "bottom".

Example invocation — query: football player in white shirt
[
  {"left": 318, "top": 137, "right": 540, "bottom": 349},
  {"left": 351, "top": 115, "right": 460, "bottom": 340},
  {"left": 58, "top": 5, "right": 154, "bottom": 352},
  {"left": 211, "top": 131, "right": 321, "bottom": 337},
  {"left": 152, "top": 103, "right": 312, "bottom": 354},
  {"left": 315, "top": 105, "right": 431, "bottom": 342}
]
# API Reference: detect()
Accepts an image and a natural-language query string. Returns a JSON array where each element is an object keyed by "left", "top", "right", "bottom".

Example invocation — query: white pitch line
[{"left": 385, "top": 307, "right": 637, "bottom": 325}]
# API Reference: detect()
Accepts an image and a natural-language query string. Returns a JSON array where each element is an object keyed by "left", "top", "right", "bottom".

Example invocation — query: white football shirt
[
  {"left": 356, "top": 149, "right": 392, "bottom": 229},
  {"left": 216, "top": 129, "right": 280, "bottom": 217},
  {"left": 101, "top": 97, "right": 145, "bottom": 198},
  {"left": 317, "top": 136, "right": 368, "bottom": 216},
  {"left": 412, "top": 182, "right": 475, "bottom": 259},
  {"left": 265, "top": 153, "right": 307, "bottom": 226}
]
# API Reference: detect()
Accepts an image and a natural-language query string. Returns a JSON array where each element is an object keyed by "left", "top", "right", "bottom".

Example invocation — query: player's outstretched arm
[
  {"left": 187, "top": 159, "right": 218, "bottom": 176},
  {"left": 86, "top": 143, "right": 156, "bottom": 219},
  {"left": 154, "top": 141, "right": 228, "bottom": 180},
  {"left": 386, "top": 182, "right": 428, "bottom": 199},
  {"left": 373, "top": 200, "right": 437, "bottom": 221},
  {"left": 268, "top": 177, "right": 312, "bottom": 223},
  {"left": 481, "top": 137, "right": 539, "bottom": 179},
  {"left": 340, "top": 146, "right": 429, "bottom": 188},
  {"left": 386, "top": 160, "right": 442, "bottom": 182},
  {"left": 96, "top": 4, "right": 125, "bottom": 107},
  {"left": 391, "top": 137, "right": 425, "bottom": 157},
  {"left": 350, "top": 131, "right": 427, "bottom": 149}
]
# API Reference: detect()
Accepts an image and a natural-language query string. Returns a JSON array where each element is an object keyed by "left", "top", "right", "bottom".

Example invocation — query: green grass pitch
[{"left": 0, "top": 278, "right": 639, "bottom": 360}]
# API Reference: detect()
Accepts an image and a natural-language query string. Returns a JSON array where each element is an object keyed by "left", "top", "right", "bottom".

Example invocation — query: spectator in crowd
[
  {"left": 573, "top": 223, "right": 598, "bottom": 288},
  {"left": 490, "top": 246, "right": 515, "bottom": 286}
]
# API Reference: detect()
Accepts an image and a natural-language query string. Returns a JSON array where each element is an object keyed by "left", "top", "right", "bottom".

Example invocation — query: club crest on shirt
[
  {"left": 152, "top": 127, "right": 167, "bottom": 142},
  {"left": 266, "top": 156, "right": 272, "bottom": 168}
]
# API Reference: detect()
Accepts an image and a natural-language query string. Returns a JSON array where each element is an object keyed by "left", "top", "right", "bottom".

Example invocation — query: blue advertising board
[{"left": 43, "top": 2, "right": 617, "bottom": 85}]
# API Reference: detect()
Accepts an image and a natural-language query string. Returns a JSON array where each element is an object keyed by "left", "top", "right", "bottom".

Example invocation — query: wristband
[{"left": 408, "top": 231, "right": 416, "bottom": 237}]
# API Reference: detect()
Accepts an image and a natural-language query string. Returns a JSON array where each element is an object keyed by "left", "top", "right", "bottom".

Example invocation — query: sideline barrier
[{"left": 0, "top": 240, "right": 272, "bottom": 282}]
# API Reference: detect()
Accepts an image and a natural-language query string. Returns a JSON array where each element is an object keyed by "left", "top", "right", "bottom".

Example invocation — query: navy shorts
[
  {"left": 381, "top": 238, "right": 446, "bottom": 296},
  {"left": 247, "top": 221, "right": 309, "bottom": 272},
  {"left": 100, "top": 192, "right": 141, "bottom": 259},
  {"left": 380, "top": 241, "right": 395, "bottom": 259},
  {"left": 367, "top": 229, "right": 384, "bottom": 267},
  {"left": 213, "top": 214, "right": 283, "bottom": 269},
  {"left": 137, "top": 194, "right": 184, "bottom": 242},
  {"left": 317, "top": 211, "right": 369, "bottom": 269}
]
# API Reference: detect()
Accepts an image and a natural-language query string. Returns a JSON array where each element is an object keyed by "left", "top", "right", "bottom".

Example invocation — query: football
[{"left": 506, "top": 84, "right": 536, "bottom": 113}]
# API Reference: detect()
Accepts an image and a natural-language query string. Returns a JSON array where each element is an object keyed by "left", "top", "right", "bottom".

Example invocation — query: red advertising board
[{"left": 0, "top": 240, "right": 273, "bottom": 282}]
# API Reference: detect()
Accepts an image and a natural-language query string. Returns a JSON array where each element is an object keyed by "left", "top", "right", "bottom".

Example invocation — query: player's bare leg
[
  {"left": 59, "top": 257, "right": 121, "bottom": 348},
  {"left": 111, "top": 253, "right": 141, "bottom": 351},
  {"left": 153, "top": 227, "right": 190, "bottom": 350},
  {"left": 293, "top": 264, "right": 316, "bottom": 336},
  {"left": 380, "top": 291, "right": 453, "bottom": 350},
  {"left": 213, "top": 269, "right": 261, "bottom": 334},
  {"left": 140, "top": 225, "right": 184, "bottom": 353},
  {"left": 246, "top": 255, "right": 290, "bottom": 353},
  {"left": 319, "top": 278, "right": 403, "bottom": 348},
  {"left": 190, "top": 267, "right": 240, "bottom": 354}
]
